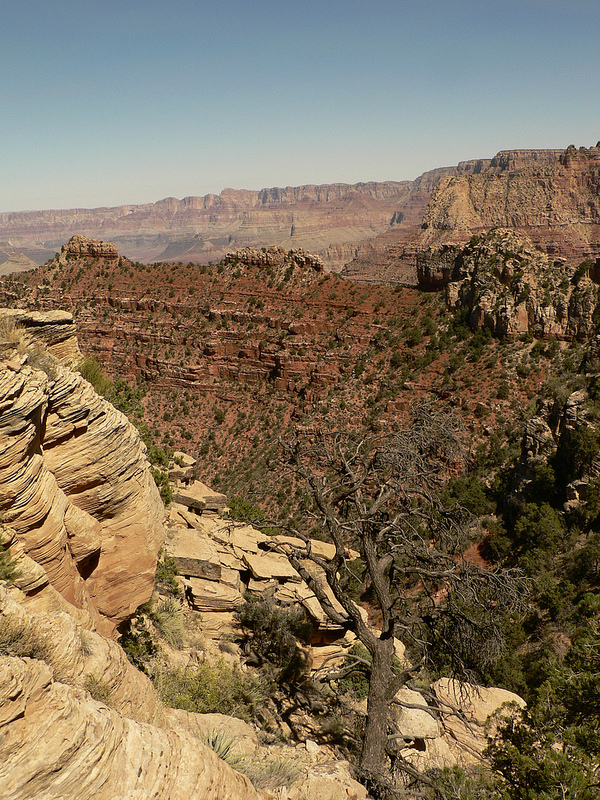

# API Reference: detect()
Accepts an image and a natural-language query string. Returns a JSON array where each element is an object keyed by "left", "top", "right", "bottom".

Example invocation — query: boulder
[
  {"left": 391, "top": 687, "right": 440, "bottom": 739},
  {"left": 167, "top": 527, "right": 222, "bottom": 581},
  {"left": 291, "top": 761, "right": 367, "bottom": 800}
]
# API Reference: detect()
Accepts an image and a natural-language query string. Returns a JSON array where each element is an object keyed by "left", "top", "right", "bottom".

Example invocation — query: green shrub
[
  {"left": 0, "top": 532, "right": 20, "bottom": 585},
  {"left": 228, "top": 496, "right": 264, "bottom": 524},
  {"left": 151, "top": 467, "right": 172, "bottom": 506},
  {"left": 155, "top": 660, "right": 266, "bottom": 721},
  {"left": 155, "top": 549, "right": 181, "bottom": 596},
  {"left": 118, "top": 620, "right": 157, "bottom": 673},
  {"left": 84, "top": 674, "right": 113, "bottom": 705},
  {"left": 77, "top": 356, "right": 112, "bottom": 396},
  {"left": 338, "top": 642, "right": 371, "bottom": 700}
]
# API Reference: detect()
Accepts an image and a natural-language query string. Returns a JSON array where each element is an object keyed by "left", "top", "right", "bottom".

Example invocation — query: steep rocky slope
[{"left": 8, "top": 236, "right": 554, "bottom": 523}]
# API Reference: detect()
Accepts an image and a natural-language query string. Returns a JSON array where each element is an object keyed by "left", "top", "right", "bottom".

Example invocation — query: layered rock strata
[
  {"left": 165, "top": 491, "right": 360, "bottom": 645},
  {"left": 419, "top": 143, "right": 600, "bottom": 261},
  {"left": 0, "top": 181, "right": 414, "bottom": 269}
]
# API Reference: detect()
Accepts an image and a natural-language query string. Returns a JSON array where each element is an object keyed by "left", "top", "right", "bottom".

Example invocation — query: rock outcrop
[
  {"left": 417, "top": 228, "right": 600, "bottom": 340},
  {"left": 165, "top": 491, "right": 360, "bottom": 646},
  {"left": 61, "top": 234, "right": 119, "bottom": 262},
  {"left": 0, "top": 310, "right": 164, "bottom": 634},
  {"left": 0, "top": 653, "right": 259, "bottom": 800}
]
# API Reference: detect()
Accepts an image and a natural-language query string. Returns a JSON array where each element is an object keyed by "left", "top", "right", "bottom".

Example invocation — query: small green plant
[
  {"left": 0, "top": 532, "right": 21, "bottom": 585},
  {"left": 84, "top": 674, "right": 113, "bottom": 705},
  {"left": 199, "top": 729, "right": 242, "bottom": 767},
  {"left": 155, "top": 549, "right": 181, "bottom": 596},
  {"left": 0, "top": 615, "right": 51, "bottom": 661},
  {"left": 149, "top": 597, "right": 185, "bottom": 649},
  {"left": 77, "top": 356, "right": 112, "bottom": 396}
]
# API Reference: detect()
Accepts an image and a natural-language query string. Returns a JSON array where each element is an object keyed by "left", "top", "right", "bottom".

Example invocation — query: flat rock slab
[
  {"left": 173, "top": 480, "right": 227, "bottom": 513},
  {"left": 246, "top": 578, "right": 278, "bottom": 596},
  {"left": 172, "top": 491, "right": 206, "bottom": 513},
  {"left": 243, "top": 552, "right": 301, "bottom": 582},
  {"left": 172, "top": 451, "right": 197, "bottom": 468},
  {"left": 186, "top": 577, "right": 244, "bottom": 612},
  {"left": 167, "top": 528, "right": 222, "bottom": 581}
]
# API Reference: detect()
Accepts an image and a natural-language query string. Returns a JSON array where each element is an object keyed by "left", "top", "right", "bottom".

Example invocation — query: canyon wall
[
  {"left": 0, "top": 181, "right": 414, "bottom": 270},
  {"left": 342, "top": 145, "right": 600, "bottom": 284}
]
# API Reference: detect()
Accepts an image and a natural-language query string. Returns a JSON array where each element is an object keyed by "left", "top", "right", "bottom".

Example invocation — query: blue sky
[{"left": 2, "top": 0, "right": 599, "bottom": 212}]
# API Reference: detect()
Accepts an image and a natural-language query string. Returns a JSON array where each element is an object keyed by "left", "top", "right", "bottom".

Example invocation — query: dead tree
[{"left": 276, "top": 402, "right": 527, "bottom": 786}]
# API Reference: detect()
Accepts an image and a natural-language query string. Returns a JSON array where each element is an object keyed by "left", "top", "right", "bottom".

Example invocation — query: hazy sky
[{"left": 2, "top": 0, "right": 599, "bottom": 212}]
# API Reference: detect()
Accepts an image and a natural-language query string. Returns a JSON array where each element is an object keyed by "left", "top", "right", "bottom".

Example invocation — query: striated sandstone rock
[
  {"left": 0, "top": 656, "right": 260, "bottom": 800},
  {"left": 185, "top": 576, "right": 244, "bottom": 612},
  {"left": 0, "top": 307, "right": 81, "bottom": 364},
  {"left": 0, "top": 314, "right": 164, "bottom": 633},
  {"left": 0, "top": 585, "right": 162, "bottom": 724}
]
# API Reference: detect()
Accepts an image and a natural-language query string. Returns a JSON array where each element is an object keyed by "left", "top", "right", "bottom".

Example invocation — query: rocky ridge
[
  {"left": 0, "top": 181, "right": 414, "bottom": 270},
  {"left": 0, "top": 160, "right": 508, "bottom": 272}
]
